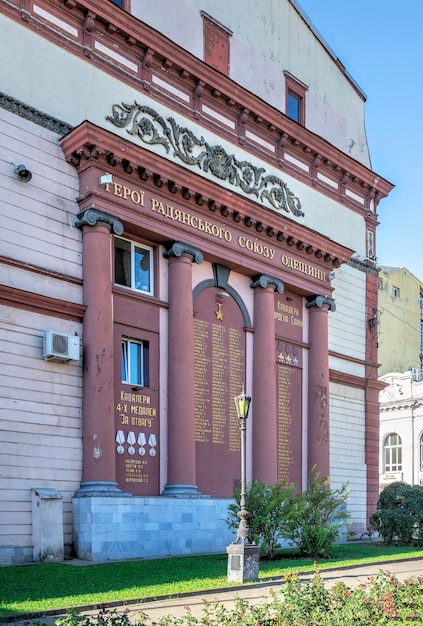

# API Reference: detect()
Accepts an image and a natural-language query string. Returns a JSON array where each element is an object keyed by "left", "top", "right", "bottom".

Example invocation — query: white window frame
[
  {"left": 122, "top": 338, "right": 144, "bottom": 386},
  {"left": 384, "top": 433, "right": 402, "bottom": 473},
  {"left": 114, "top": 236, "right": 154, "bottom": 296}
]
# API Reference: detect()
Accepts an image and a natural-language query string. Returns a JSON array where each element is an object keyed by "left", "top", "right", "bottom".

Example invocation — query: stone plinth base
[
  {"left": 226, "top": 543, "right": 260, "bottom": 583},
  {"left": 73, "top": 495, "right": 235, "bottom": 562}
]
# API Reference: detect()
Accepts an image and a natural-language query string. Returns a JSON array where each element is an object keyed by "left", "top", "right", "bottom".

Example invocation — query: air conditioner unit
[
  {"left": 411, "top": 367, "right": 419, "bottom": 381},
  {"left": 43, "top": 331, "right": 80, "bottom": 362}
]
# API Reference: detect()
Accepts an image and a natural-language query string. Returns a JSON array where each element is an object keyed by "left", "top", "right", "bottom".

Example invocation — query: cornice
[
  {"left": 0, "top": 255, "right": 82, "bottom": 286},
  {"left": 61, "top": 120, "right": 354, "bottom": 270},
  {"left": 329, "top": 369, "right": 366, "bottom": 390},
  {"left": 330, "top": 368, "right": 387, "bottom": 392},
  {"left": 0, "top": 92, "right": 72, "bottom": 135},
  {"left": 0, "top": 284, "right": 85, "bottom": 322},
  {"left": 347, "top": 256, "right": 379, "bottom": 276},
  {"left": 0, "top": 0, "right": 393, "bottom": 218}
]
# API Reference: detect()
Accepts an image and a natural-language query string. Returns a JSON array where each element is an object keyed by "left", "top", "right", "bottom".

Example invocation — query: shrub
[
  {"left": 57, "top": 570, "right": 423, "bottom": 625},
  {"left": 225, "top": 469, "right": 349, "bottom": 559},
  {"left": 280, "top": 468, "right": 350, "bottom": 558},
  {"left": 225, "top": 480, "right": 296, "bottom": 558},
  {"left": 370, "top": 481, "right": 423, "bottom": 546}
]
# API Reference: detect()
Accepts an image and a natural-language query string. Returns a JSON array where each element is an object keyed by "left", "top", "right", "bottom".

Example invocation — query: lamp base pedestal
[{"left": 226, "top": 543, "right": 260, "bottom": 583}]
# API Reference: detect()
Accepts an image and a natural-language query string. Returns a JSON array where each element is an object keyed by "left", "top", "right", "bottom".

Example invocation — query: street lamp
[
  {"left": 226, "top": 386, "right": 260, "bottom": 583},
  {"left": 233, "top": 387, "right": 252, "bottom": 545}
]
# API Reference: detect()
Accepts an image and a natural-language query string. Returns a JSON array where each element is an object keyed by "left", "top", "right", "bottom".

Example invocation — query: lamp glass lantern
[{"left": 234, "top": 388, "right": 251, "bottom": 421}]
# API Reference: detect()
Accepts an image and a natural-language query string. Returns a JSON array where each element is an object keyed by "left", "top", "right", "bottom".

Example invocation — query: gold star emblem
[{"left": 215, "top": 303, "right": 224, "bottom": 321}]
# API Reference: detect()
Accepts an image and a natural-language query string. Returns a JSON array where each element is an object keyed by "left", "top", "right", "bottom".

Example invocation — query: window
[
  {"left": 420, "top": 433, "right": 423, "bottom": 472},
  {"left": 378, "top": 279, "right": 384, "bottom": 291},
  {"left": 284, "top": 72, "right": 307, "bottom": 126},
  {"left": 109, "top": 0, "right": 130, "bottom": 9},
  {"left": 121, "top": 338, "right": 149, "bottom": 387},
  {"left": 114, "top": 237, "right": 154, "bottom": 295},
  {"left": 391, "top": 286, "right": 400, "bottom": 298},
  {"left": 287, "top": 92, "right": 301, "bottom": 122},
  {"left": 384, "top": 433, "right": 402, "bottom": 473}
]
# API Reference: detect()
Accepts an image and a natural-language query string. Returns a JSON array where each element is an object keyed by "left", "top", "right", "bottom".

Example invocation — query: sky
[{"left": 297, "top": 1, "right": 422, "bottom": 280}]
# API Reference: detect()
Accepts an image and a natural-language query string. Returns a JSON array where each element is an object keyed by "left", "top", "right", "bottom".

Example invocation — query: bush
[
  {"left": 225, "top": 469, "right": 349, "bottom": 559},
  {"left": 225, "top": 480, "right": 296, "bottom": 558},
  {"left": 370, "top": 481, "right": 423, "bottom": 546},
  {"left": 280, "top": 468, "right": 349, "bottom": 558}
]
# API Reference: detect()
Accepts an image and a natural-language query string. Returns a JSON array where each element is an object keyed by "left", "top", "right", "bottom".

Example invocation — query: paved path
[{"left": 4, "top": 557, "right": 423, "bottom": 625}]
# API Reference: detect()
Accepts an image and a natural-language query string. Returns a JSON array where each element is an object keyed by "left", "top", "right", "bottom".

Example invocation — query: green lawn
[{"left": 1, "top": 543, "right": 423, "bottom": 617}]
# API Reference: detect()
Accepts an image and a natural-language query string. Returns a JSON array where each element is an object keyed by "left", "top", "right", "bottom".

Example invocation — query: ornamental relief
[{"left": 106, "top": 102, "right": 304, "bottom": 218}]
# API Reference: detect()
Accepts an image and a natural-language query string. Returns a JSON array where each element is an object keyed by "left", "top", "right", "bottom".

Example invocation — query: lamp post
[
  {"left": 234, "top": 387, "right": 252, "bottom": 544},
  {"left": 226, "top": 387, "right": 260, "bottom": 583}
]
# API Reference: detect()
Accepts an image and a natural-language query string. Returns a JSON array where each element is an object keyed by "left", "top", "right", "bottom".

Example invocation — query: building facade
[
  {"left": 379, "top": 372, "right": 423, "bottom": 489},
  {"left": 0, "top": 0, "right": 393, "bottom": 565},
  {"left": 378, "top": 268, "right": 423, "bottom": 491},
  {"left": 378, "top": 266, "right": 423, "bottom": 380}
]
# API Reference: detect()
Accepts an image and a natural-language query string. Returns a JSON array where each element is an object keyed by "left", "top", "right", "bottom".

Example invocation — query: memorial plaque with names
[
  {"left": 274, "top": 291, "right": 303, "bottom": 488},
  {"left": 276, "top": 357, "right": 302, "bottom": 488},
  {"left": 114, "top": 386, "right": 160, "bottom": 495},
  {"left": 194, "top": 288, "right": 246, "bottom": 497}
]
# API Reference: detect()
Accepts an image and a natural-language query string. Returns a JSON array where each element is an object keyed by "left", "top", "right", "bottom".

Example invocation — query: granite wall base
[{"left": 73, "top": 495, "right": 236, "bottom": 562}]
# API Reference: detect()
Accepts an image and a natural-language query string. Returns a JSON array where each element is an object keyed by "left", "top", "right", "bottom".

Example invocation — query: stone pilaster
[
  {"left": 305, "top": 294, "right": 336, "bottom": 480},
  {"left": 162, "top": 242, "right": 204, "bottom": 497},
  {"left": 250, "top": 274, "right": 284, "bottom": 485},
  {"left": 74, "top": 208, "right": 126, "bottom": 497}
]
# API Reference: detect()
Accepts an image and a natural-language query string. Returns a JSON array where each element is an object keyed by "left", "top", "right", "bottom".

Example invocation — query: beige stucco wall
[
  {"left": 132, "top": 0, "right": 370, "bottom": 166},
  {"left": 0, "top": 13, "right": 367, "bottom": 258},
  {"left": 378, "top": 267, "right": 422, "bottom": 378}
]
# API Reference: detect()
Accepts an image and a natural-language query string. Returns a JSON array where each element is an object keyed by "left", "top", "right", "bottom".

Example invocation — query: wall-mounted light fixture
[
  {"left": 14, "top": 164, "right": 32, "bottom": 183},
  {"left": 99, "top": 173, "right": 113, "bottom": 186},
  {"left": 368, "top": 307, "right": 380, "bottom": 332}
]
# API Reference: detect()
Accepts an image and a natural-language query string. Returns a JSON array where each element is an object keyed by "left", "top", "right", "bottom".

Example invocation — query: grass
[{"left": 1, "top": 543, "right": 423, "bottom": 617}]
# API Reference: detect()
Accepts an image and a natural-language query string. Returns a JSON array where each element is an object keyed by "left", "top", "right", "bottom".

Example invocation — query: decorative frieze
[{"left": 106, "top": 102, "right": 304, "bottom": 218}]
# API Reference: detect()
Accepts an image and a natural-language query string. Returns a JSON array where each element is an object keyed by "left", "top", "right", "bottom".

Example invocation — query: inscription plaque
[{"left": 194, "top": 288, "right": 246, "bottom": 497}]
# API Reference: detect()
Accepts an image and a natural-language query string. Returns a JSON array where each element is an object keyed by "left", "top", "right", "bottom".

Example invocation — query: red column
[
  {"left": 365, "top": 271, "right": 382, "bottom": 521},
  {"left": 75, "top": 208, "right": 125, "bottom": 496},
  {"left": 162, "top": 241, "right": 203, "bottom": 496},
  {"left": 306, "top": 294, "right": 336, "bottom": 481},
  {"left": 251, "top": 274, "right": 284, "bottom": 485}
]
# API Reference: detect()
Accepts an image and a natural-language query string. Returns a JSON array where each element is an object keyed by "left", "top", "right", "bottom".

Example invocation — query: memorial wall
[{"left": 194, "top": 287, "right": 246, "bottom": 497}]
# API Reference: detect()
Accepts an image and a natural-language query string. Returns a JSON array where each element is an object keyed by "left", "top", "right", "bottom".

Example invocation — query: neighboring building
[
  {"left": 378, "top": 267, "right": 423, "bottom": 379},
  {"left": 0, "top": 0, "right": 393, "bottom": 565},
  {"left": 379, "top": 372, "right": 423, "bottom": 489},
  {"left": 377, "top": 268, "right": 423, "bottom": 491}
]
